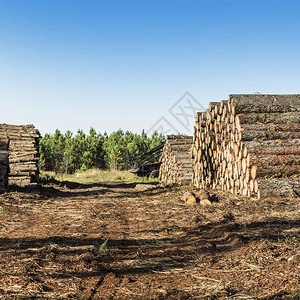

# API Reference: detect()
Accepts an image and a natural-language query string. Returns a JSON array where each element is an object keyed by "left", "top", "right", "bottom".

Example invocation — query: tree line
[{"left": 39, "top": 128, "right": 165, "bottom": 174}]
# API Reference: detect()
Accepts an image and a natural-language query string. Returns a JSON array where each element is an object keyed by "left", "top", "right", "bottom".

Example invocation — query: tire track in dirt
[{"left": 87, "top": 274, "right": 106, "bottom": 300}]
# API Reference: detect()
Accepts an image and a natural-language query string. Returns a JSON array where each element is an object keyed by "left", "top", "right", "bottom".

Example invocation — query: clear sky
[{"left": 0, "top": 0, "right": 299, "bottom": 135}]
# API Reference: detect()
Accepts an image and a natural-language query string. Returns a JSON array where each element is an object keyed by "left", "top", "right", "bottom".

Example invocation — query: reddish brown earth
[{"left": 0, "top": 181, "right": 299, "bottom": 299}]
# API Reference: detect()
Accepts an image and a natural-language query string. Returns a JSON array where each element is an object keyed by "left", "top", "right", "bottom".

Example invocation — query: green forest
[{"left": 39, "top": 128, "right": 165, "bottom": 174}]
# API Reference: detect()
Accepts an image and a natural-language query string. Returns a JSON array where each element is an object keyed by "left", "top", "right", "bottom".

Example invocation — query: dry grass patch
[{"left": 40, "top": 169, "right": 159, "bottom": 184}]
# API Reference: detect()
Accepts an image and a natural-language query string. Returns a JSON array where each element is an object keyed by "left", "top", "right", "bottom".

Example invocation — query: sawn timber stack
[
  {"left": 0, "top": 138, "right": 9, "bottom": 193},
  {"left": 0, "top": 124, "right": 41, "bottom": 187},
  {"left": 192, "top": 94, "right": 300, "bottom": 198},
  {"left": 159, "top": 135, "right": 193, "bottom": 185}
]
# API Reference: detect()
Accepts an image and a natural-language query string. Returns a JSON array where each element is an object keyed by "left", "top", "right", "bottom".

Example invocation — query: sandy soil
[{"left": 0, "top": 181, "right": 299, "bottom": 299}]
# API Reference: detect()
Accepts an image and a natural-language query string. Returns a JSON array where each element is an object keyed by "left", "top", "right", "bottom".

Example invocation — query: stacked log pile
[
  {"left": 0, "top": 124, "right": 41, "bottom": 187},
  {"left": 0, "top": 138, "right": 9, "bottom": 193},
  {"left": 159, "top": 135, "right": 193, "bottom": 185},
  {"left": 192, "top": 94, "right": 300, "bottom": 198}
]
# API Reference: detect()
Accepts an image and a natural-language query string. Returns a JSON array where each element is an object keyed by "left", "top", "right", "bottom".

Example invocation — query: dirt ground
[{"left": 0, "top": 181, "right": 299, "bottom": 299}]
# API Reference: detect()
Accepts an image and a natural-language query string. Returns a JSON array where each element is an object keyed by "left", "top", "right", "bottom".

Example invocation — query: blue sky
[{"left": 0, "top": 0, "right": 299, "bottom": 135}]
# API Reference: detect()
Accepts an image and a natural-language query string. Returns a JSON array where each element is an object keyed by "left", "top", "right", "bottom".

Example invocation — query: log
[
  {"left": 255, "top": 165, "right": 300, "bottom": 178},
  {"left": 241, "top": 130, "right": 300, "bottom": 141},
  {"left": 166, "top": 135, "right": 193, "bottom": 141},
  {"left": 200, "top": 199, "right": 212, "bottom": 206},
  {"left": 182, "top": 192, "right": 195, "bottom": 202},
  {"left": 8, "top": 178, "right": 32, "bottom": 186},
  {"left": 241, "top": 123, "right": 300, "bottom": 132},
  {"left": 9, "top": 171, "right": 36, "bottom": 176},
  {"left": 197, "top": 189, "right": 210, "bottom": 200},
  {"left": 230, "top": 94, "right": 300, "bottom": 113},
  {"left": 164, "top": 145, "right": 192, "bottom": 152},
  {"left": 249, "top": 154, "right": 300, "bottom": 166},
  {"left": 9, "top": 157, "right": 39, "bottom": 163},
  {"left": 257, "top": 178, "right": 300, "bottom": 198},
  {"left": 244, "top": 139, "right": 300, "bottom": 155},
  {"left": 9, "top": 152, "right": 39, "bottom": 159},
  {"left": 237, "top": 112, "right": 300, "bottom": 124},
  {"left": 0, "top": 124, "right": 35, "bottom": 129}
]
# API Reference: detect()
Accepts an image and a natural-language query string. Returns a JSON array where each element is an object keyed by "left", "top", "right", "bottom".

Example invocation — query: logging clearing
[{"left": 0, "top": 95, "right": 299, "bottom": 298}]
